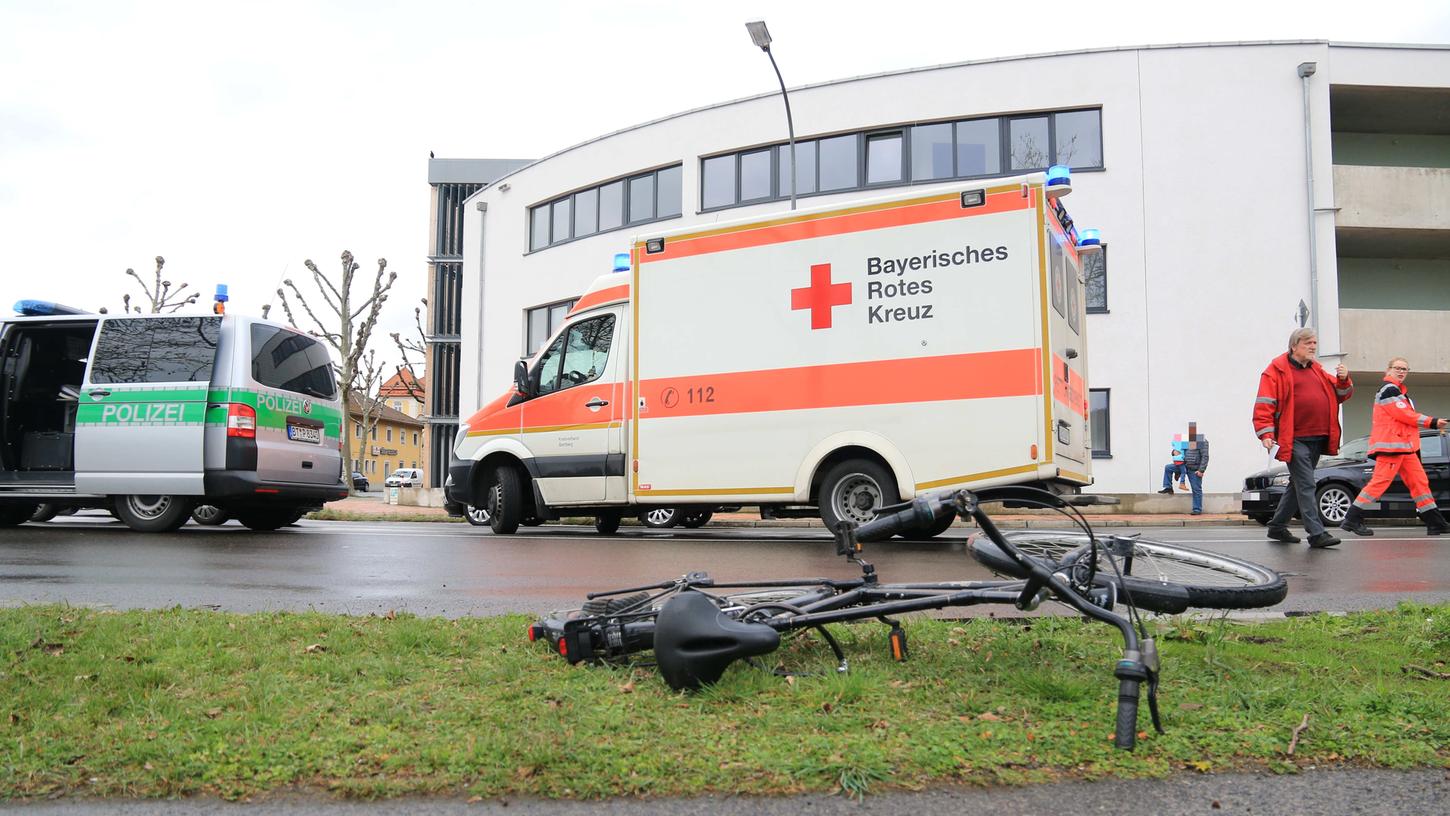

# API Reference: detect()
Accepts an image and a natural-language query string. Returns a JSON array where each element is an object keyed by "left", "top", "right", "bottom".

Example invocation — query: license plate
[
  {"left": 1242, "top": 491, "right": 1262, "bottom": 501},
  {"left": 287, "top": 424, "right": 322, "bottom": 444}
]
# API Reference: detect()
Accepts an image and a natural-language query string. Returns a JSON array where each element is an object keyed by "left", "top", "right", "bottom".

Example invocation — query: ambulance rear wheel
[
  {"left": 114, "top": 494, "right": 193, "bottom": 533},
  {"left": 236, "top": 508, "right": 297, "bottom": 531},
  {"left": 0, "top": 504, "right": 39, "bottom": 527},
  {"left": 595, "top": 511, "right": 622, "bottom": 535},
  {"left": 485, "top": 465, "right": 523, "bottom": 535},
  {"left": 818, "top": 459, "right": 898, "bottom": 530},
  {"left": 190, "top": 505, "right": 231, "bottom": 526}
]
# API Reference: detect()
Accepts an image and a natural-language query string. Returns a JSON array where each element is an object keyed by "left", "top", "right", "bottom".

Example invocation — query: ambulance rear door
[{"left": 1043, "top": 197, "right": 1090, "bottom": 478}]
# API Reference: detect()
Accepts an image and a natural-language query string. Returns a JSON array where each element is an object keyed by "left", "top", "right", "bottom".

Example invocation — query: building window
[
  {"left": 1084, "top": 243, "right": 1107, "bottom": 313},
  {"left": 866, "top": 131, "right": 904, "bottom": 185},
  {"left": 528, "top": 164, "right": 682, "bottom": 251},
  {"left": 701, "top": 107, "right": 1102, "bottom": 212},
  {"left": 1089, "top": 389, "right": 1111, "bottom": 458},
  {"left": 386, "top": 428, "right": 393, "bottom": 443},
  {"left": 413, "top": 432, "right": 419, "bottom": 446},
  {"left": 370, "top": 427, "right": 377, "bottom": 441},
  {"left": 525, "top": 298, "right": 578, "bottom": 356}
]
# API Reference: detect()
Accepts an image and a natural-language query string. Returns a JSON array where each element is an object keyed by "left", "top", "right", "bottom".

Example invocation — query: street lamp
[{"left": 745, "top": 20, "right": 798, "bottom": 210}]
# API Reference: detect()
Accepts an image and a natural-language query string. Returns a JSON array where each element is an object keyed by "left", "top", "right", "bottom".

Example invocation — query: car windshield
[{"left": 1331, "top": 436, "right": 1369, "bottom": 462}]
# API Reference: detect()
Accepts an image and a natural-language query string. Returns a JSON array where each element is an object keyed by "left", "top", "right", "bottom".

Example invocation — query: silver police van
[{"left": 0, "top": 301, "right": 348, "bottom": 532}]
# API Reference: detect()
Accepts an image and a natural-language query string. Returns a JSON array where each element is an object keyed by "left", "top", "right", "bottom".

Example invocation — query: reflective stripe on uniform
[{"left": 1255, "top": 397, "right": 1276, "bottom": 405}]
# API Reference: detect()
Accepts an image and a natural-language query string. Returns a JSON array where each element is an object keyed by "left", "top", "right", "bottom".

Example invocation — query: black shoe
[
  {"left": 1339, "top": 507, "right": 1374, "bottom": 537},
  {"left": 1157, "top": 487, "right": 1173, "bottom": 494},
  {"left": 1308, "top": 531, "right": 1341, "bottom": 549},
  {"left": 1266, "top": 526, "right": 1300, "bottom": 544},
  {"left": 1419, "top": 508, "right": 1447, "bottom": 537},
  {"left": 1190, "top": 510, "right": 1202, "bottom": 515}
]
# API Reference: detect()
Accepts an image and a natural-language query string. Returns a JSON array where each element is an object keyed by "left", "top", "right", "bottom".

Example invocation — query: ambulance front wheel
[
  {"left": 113, "top": 494, "right": 194, "bottom": 533},
  {"left": 484, "top": 465, "right": 524, "bottom": 535},
  {"left": 818, "top": 458, "right": 898, "bottom": 530}
]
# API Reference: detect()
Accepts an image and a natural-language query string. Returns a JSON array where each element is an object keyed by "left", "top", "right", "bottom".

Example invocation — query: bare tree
[
  {"left": 388, "top": 297, "right": 429, "bottom": 409},
  {"left": 102, "top": 256, "right": 201, "bottom": 314},
  {"left": 274, "top": 250, "right": 397, "bottom": 494}
]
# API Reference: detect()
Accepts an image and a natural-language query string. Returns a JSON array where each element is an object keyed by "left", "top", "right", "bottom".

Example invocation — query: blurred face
[
  {"left": 1290, "top": 334, "right": 1318, "bottom": 363},
  {"left": 1386, "top": 359, "right": 1409, "bottom": 385}
]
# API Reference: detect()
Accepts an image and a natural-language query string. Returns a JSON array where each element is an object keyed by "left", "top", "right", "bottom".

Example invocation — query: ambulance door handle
[
  {"left": 585, "top": 397, "right": 610, "bottom": 409},
  {"left": 88, "top": 389, "right": 111, "bottom": 399}
]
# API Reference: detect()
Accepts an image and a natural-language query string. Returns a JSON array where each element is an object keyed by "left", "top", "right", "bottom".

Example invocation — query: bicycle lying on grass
[{"left": 530, "top": 487, "right": 1287, "bottom": 750}]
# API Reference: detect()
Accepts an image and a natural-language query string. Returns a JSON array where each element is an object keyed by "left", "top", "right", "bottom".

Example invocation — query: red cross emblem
[{"left": 790, "top": 263, "right": 852, "bottom": 330}]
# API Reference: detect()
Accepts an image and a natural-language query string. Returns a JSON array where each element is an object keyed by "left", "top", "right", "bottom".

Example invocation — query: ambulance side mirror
[{"left": 513, "top": 360, "right": 533, "bottom": 399}]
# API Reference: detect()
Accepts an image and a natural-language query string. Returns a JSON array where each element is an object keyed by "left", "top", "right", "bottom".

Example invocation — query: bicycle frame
[{"left": 531, "top": 487, "right": 1162, "bottom": 750}]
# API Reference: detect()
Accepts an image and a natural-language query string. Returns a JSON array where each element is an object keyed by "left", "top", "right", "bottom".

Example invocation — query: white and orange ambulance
[{"left": 446, "top": 169, "right": 1097, "bottom": 534}]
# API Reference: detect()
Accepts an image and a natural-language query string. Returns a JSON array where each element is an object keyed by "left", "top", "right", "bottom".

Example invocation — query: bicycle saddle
[{"left": 654, "top": 590, "right": 781, "bottom": 690}]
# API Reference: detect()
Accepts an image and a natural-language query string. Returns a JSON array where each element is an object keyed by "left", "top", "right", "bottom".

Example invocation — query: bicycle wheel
[{"left": 969, "top": 531, "right": 1287, "bottom": 613}]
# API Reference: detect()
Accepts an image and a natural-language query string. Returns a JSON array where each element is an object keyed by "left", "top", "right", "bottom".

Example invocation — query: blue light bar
[
  {"left": 214, "top": 284, "right": 229, "bottom": 303},
  {"left": 1078, "top": 228, "right": 1102, "bottom": 253},
  {"left": 612, "top": 252, "right": 631, "bottom": 273},
  {"left": 14, "top": 299, "right": 90, "bottom": 316},
  {"left": 1046, "top": 165, "right": 1071, "bottom": 187}
]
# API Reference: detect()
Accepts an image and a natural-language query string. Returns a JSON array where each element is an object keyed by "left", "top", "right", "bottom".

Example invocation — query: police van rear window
[
  {"left": 250, "top": 324, "right": 337, "bottom": 400},
  {"left": 90, "top": 317, "right": 221, "bottom": 384}
]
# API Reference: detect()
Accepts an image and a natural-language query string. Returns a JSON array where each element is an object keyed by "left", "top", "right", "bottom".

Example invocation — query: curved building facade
[{"left": 445, "top": 40, "right": 1450, "bottom": 498}]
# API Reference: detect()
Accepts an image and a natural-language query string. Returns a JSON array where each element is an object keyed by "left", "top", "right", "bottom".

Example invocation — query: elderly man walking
[
  {"left": 1339, "top": 358, "right": 1448, "bottom": 537},
  {"left": 1253, "top": 328, "right": 1354, "bottom": 548}
]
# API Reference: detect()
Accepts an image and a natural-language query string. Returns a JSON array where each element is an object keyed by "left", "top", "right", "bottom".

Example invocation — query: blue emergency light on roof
[
  {"left": 14, "top": 299, "right": 89, "bottom": 316},
  {"left": 612, "top": 252, "right": 631, "bottom": 273},
  {"left": 1045, "top": 165, "right": 1072, "bottom": 198},
  {"left": 214, "top": 284, "right": 229, "bottom": 303},
  {"left": 1077, "top": 228, "right": 1103, "bottom": 254}
]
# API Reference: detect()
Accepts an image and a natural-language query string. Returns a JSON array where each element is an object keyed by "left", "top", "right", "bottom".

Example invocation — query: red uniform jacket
[
  {"left": 1253, "top": 353, "right": 1353, "bottom": 463},
  {"left": 1368, "top": 377, "right": 1438, "bottom": 457}
]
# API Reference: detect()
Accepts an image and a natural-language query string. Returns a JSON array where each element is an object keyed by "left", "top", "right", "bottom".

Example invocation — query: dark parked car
[
  {"left": 351, "top": 471, "right": 370, "bottom": 492},
  {"left": 1241, "top": 431, "right": 1450, "bottom": 525}
]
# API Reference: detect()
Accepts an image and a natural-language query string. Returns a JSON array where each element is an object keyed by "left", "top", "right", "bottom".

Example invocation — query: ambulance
[
  {"left": 446, "top": 169, "right": 1097, "bottom": 534},
  {"left": 0, "top": 304, "right": 348, "bottom": 532}
]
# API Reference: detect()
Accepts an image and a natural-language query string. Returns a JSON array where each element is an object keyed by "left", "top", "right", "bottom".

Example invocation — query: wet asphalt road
[{"left": 2, "top": 514, "right": 1447, "bottom": 617}]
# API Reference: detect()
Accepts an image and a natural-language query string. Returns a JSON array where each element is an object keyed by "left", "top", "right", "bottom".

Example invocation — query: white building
[{"left": 447, "top": 40, "right": 1450, "bottom": 498}]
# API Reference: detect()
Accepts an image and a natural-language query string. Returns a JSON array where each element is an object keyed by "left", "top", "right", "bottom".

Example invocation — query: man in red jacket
[
  {"left": 1339, "top": 358, "right": 1448, "bottom": 537},
  {"left": 1253, "top": 328, "right": 1354, "bottom": 548}
]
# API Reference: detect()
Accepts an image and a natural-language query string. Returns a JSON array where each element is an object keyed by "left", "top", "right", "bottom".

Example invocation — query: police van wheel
[
  {"left": 818, "top": 459, "right": 898, "bottom": 531},
  {"left": 236, "top": 508, "right": 298, "bottom": 531},
  {"left": 30, "top": 504, "right": 61, "bottom": 523},
  {"left": 1, "top": 504, "right": 39, "bottom": 527},
  {"left": 190, "top": 505, "right": 231, "bottom": 526},
  {"left": 115, "top": 495, "right": 193, "bottom": 533}
]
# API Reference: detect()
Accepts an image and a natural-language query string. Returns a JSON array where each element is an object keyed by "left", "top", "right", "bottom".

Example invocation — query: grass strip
[{"left": 1, "top": 603, "right": 1446, "bottom": 800}]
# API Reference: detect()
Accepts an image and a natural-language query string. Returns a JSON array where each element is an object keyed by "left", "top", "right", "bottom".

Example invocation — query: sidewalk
[{"left": 322, "top": 494, "right": 1267, "bottom": 528}]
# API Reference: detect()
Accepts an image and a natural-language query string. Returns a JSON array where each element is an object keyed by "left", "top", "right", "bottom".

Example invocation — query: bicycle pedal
[{"left": 888, "top": 626, "right": 909, "bottom": 662}]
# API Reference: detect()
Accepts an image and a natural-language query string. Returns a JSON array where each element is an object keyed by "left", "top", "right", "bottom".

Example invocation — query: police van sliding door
[{"left": 75, "top": 316, "right": 220, "bottom": 496}]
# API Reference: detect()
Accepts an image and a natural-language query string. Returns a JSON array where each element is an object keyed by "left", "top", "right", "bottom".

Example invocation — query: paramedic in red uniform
[
  {"left": 1253, "top": 327, "right": 1354, "bottom": 548},
  {"left": 1338, "top": 357, "right": 1448, "bottom": 537}
]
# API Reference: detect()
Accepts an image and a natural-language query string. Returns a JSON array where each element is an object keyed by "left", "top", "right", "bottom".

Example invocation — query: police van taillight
[{"left": 226, "top": 404, "right": 257, "bottom": 439}]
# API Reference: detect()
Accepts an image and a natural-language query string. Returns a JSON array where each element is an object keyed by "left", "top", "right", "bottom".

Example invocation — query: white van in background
[{"left": 0, "top": 303, "right": 348, "bottom": 532}]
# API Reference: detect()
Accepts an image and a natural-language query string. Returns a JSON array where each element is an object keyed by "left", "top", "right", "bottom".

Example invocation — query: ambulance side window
[
  {"left": 534, "top": 314, "right": 615, "bottom": 398},
  {"left": 90, "top": 317, "right": 221, "bottom": 384},
  {"left": 534, "top": 335, "right": 566, "bottom": 397},
  {"left": 1049, "top": 236, "right": 1065, "bottom": 318},
  {"left": 1066, "top": 256, "right": 1081, "bottom": 335}
]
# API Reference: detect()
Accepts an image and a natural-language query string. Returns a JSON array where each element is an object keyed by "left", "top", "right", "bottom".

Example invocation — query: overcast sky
[{"left": 3, "top": 0, "right": 1448, "bottom": 372}]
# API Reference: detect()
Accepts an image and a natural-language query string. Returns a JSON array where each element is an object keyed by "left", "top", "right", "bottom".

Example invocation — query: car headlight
[{"left": 1270, "top": 473, "right": 1291, "bottom": 487}]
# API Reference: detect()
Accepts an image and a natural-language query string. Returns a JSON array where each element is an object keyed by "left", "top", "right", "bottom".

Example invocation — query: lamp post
[
  {"left": 1297, "top": 61, "right": 1318, "bottom": 331},
  {"left": 745, "top": 20, "right": 797, "bottom": 211}
]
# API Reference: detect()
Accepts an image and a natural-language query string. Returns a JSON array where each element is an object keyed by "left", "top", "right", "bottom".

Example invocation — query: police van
[
  {"left": 447, "top": 169, "right": 1098, "bottom": 535},
  {"left": 0, "top": 303, "right": 348, "bottom": 531}
]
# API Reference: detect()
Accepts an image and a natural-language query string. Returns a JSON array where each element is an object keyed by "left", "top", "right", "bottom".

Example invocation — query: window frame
[
  {"left": 526, "top": 164, "right": 684, "bottom": 253},
  {"left": 522, "top": 297, "right": 580, "bottom": 357},
  {"left": 699, "top": 107, "right": 1103, "bottom": 213},
  {"left": 1084, "top": 242, "right": 1108, "bottom": 314},
  {"left": 1089, "top": 388, "right": 1111, "bottom": 459}
]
